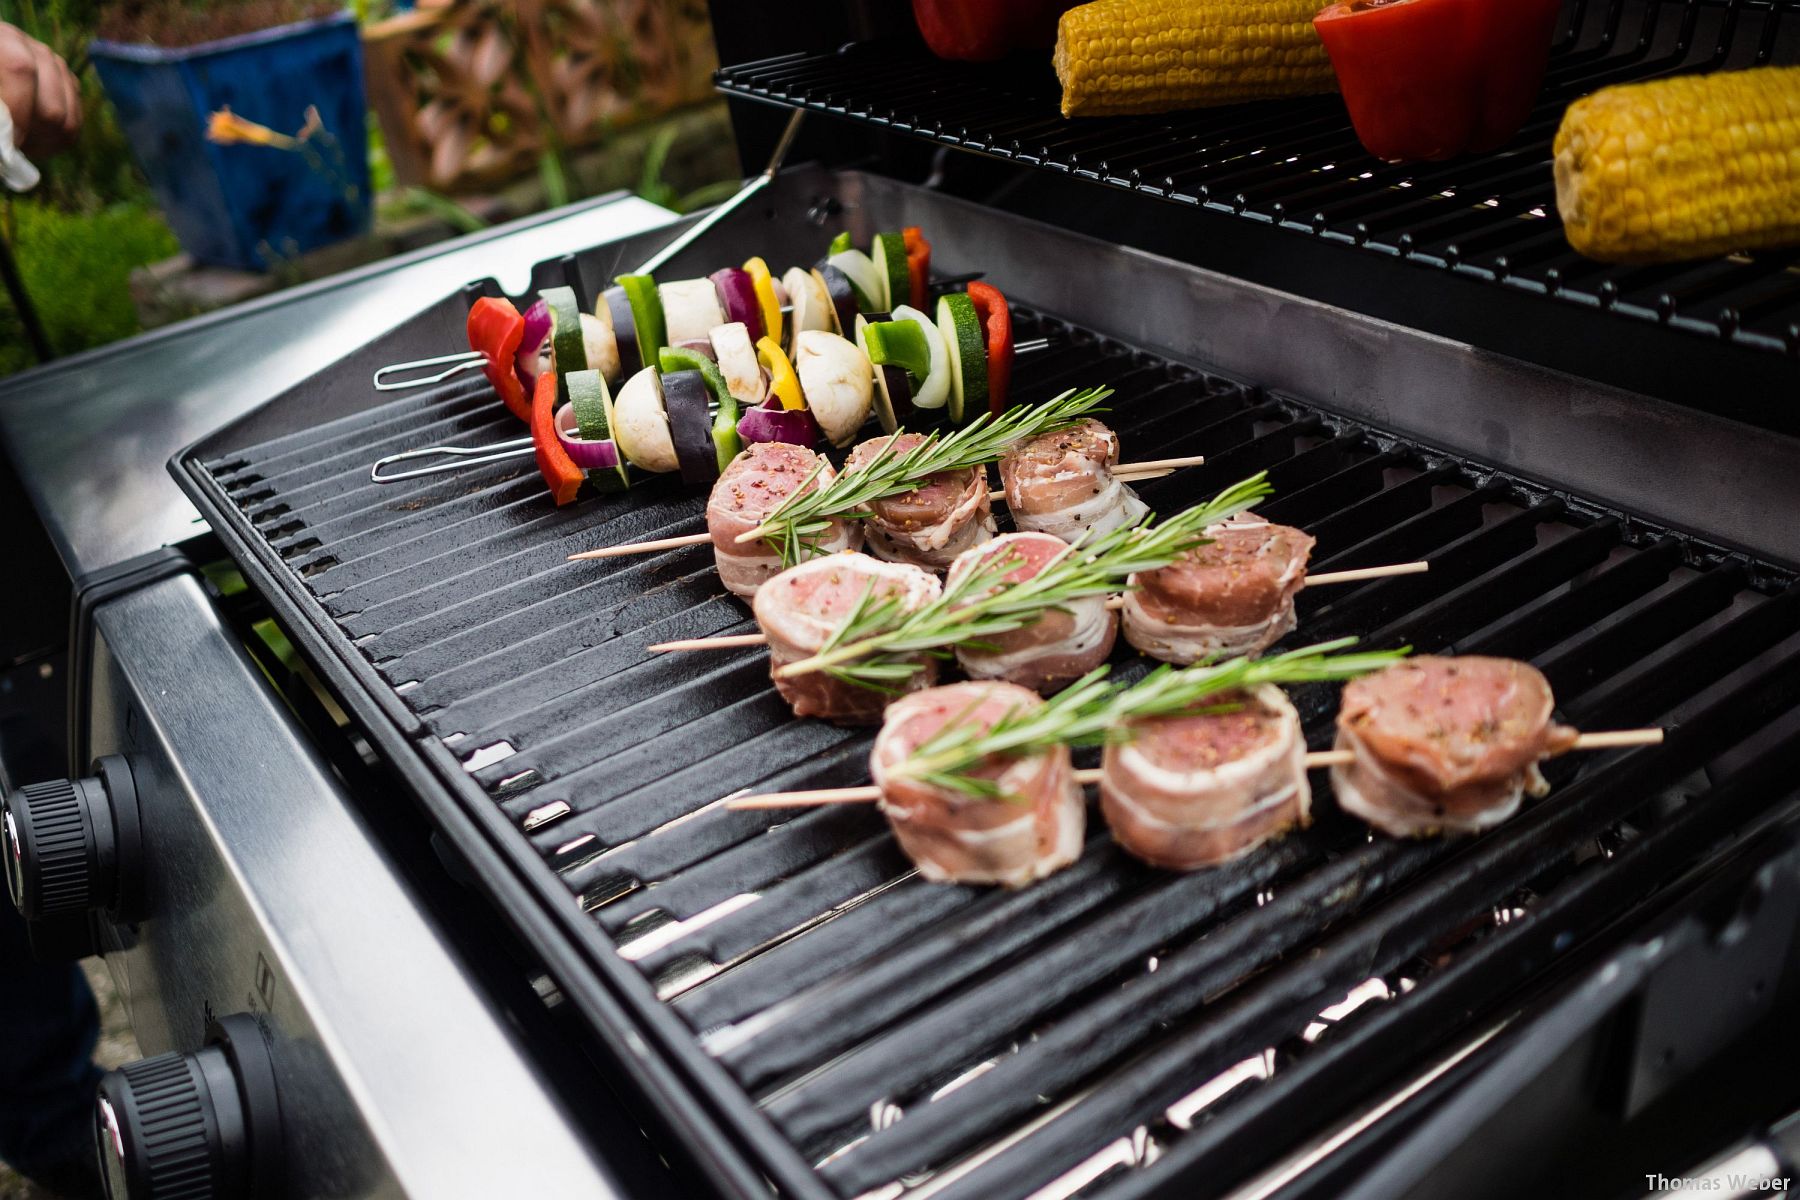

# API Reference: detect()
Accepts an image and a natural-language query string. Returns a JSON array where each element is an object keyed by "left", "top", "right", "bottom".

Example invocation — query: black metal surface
[
  {"left": 717, "top": 0, "right": 1800, "bottom": 365},
  {"left": 174, "top": 282, "right": 1800, "bottom": 1200}
]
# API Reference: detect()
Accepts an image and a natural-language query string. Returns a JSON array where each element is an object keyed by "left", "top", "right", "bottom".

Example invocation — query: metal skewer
[{"left": 372, "top": 350, "right": 488, "bottom": 391}]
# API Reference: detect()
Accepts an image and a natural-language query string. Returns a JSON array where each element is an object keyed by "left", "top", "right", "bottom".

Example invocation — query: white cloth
[{"left": 0, "top": 98, "right": 41, "bottom": 191}]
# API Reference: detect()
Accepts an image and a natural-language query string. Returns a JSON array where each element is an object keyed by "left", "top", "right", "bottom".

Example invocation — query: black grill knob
[
  {"left": 2, "top": 755, "right": 141, "bottom": 958},
  {"left": 96, "top": 1013, "right": 283, "bottom": 1200}
]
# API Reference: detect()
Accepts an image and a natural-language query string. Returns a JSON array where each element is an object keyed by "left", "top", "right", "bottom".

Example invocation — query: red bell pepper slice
[
  {"left": 910, "top": 0, "right": 1075, "bottom": 61},
  {"left": 531, "top": 370, "right": 585, "bottom": 507},
  {"left": 966, "top": 281, "right": 1013, "bottom": 417},
  {"left": 466, "top": 297, "right": 530, "bottom": 422},
  {"left": 902, "top": 226, "right": 931, "bottom": 311},
  {"left": 1313, "top": 0, "right": 1562, "bottom": 162}
]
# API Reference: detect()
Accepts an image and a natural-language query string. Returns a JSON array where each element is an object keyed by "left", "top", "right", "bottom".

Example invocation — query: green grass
[{"left": 0, "top": 198, "right": 178, "bottom": 376}]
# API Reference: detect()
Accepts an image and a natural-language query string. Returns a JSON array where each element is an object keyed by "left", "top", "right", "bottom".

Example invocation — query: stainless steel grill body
[{"left": 175, "top": 170, "right": 1800, "bottom": 1200}]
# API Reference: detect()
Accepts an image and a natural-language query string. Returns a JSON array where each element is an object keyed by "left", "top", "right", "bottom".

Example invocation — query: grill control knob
[
  {"left": 96, "top": 1013, "right": 283, "bottom": 1200},
  {"left": 2, "top": 755, "right": 142, "bottom": 959}
]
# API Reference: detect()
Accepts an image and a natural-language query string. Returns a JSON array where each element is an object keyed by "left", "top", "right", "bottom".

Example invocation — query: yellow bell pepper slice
[
  {"left": 757, "top": 336, "right": 804, "bottom": 411},
  {"left": 743, "top": 256, "right": 783, "bottom": 350}
]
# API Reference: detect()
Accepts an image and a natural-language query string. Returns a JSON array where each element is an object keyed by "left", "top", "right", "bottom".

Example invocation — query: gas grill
[{"left": 5, "top": 5, "right": 1800, "bottom": 1200}]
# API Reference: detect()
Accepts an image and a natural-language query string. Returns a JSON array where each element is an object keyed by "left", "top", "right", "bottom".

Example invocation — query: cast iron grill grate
[
  {"left": 716, "top": 0, "right": 1800, "bottom": 360},
  {"left": 197, "top": 305, "right": 1800, "bottom": 1200}
]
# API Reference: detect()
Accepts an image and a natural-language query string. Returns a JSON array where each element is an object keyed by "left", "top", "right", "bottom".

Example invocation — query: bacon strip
[
  {"left": 872, "top": 682, "right": 1085, "bottom": 887},
  {"left": 846, "top": 433, "right": 995, "bottom": 572},
  {"left": 999, "top": 418, "right": 1147, "bottom": 543},
  {"left": 1122, "top": 513, "right": 1314, "bottom": 664},
  {"left": 946, "top": 532, "right": 1117, "bottom": 695},
  {"left": 1330, "top": 656, "right": 1579, "bottom": 837},
  {"left": 754, "top": 553, "right": 941, "bottom": 725},
  {"left": 1100, "top": 685, "right": 1309, "bottom": 869},
  {"left": 707, "top": 442, "right": 861, "bottom": 599}
]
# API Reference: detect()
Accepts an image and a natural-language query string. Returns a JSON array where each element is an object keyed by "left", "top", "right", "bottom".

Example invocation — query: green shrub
[{"left": 0, "top": 198, "right": 178, "bottom": 375}]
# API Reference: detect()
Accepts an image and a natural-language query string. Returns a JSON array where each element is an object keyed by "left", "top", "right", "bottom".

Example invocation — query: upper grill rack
[
  {"left": 189, "top": 299, "right": 1800, "bottom": 1200},
  {"left": 717, "top": 0, "right": 1800, "bottom": 360}
]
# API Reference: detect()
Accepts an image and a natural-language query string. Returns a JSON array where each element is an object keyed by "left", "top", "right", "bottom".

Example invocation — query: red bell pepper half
[
  {"left": 910, "top": 0, "right": 1074, "bottom": 62},
  {"left": 531, "top": 370, "right": 585, "bottom": 507},
  {"left": 966, "top": 281, "right": 1013, "bottom": 417},
  {"left": 1313, "top": 0, "right": 1562, "bottom": 162},
  {"left": 466, "top": 297, "right": 530, "bottom": 422},
  {"left": 903, "top": 226, "right": 931, "bottom": 311}
]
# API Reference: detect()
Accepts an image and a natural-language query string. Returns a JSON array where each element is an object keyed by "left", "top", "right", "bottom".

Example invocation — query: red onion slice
[
  {"left": 737, "top": 399, "right": 821, "bottom": 447},
  {"left": 710, "top": 267, "right": 764, "bottom": 343},
  {"left": 554, "top": 404, "right": 622, "bottom": 470},
  {"left": 515, "top": 298, "right": 553, "bottom": 390}
]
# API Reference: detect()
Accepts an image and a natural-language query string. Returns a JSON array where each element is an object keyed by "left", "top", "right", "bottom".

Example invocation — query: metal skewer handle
[
  {"left": 372, "top": 350, "right": 488, "bottom": 391},
  {"left": 370, "top": 437, "right": 534, "bottom": 483}
]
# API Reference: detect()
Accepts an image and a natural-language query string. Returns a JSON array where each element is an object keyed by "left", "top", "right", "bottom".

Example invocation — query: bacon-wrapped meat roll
[
  {"left": 707, "top": 442, "right": 862, "bottom": 599},
  {"left": 871, "top": 681, "right": 1085, "bottom": 887},
  {"left": 844, "top": 432, "right": 995, "bottom": 571},
  {"left": 1122, "top": 513, "right": 1315, "bottom": 664},
  {"left": 998, "top": 418, "right": 1148, "bottom": 543},
  {"left": 753, "top": 552, "right": 941, "bottom": 725},
  {"left": 1331, "top": 656, "right": 1579, "bottom": 837},
  {"left": 946, "top": 532, "right": 1117, "bottom": 695},
  {"left": 1099, "top": 685, "right": 1309, "bottom": 869}
]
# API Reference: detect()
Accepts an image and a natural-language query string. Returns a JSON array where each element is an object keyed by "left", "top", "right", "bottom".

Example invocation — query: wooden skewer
[
  {"left": 725, "top": 730, "right": 1665, "bottom": 809},
  {"left": 1304, "top": 561, "right": 1431, "bottom": 586},
  {"left": 643, "top": 561, "right": 1433, "bottom": 652},
  {"left": 569, "top": 531, "right": 712, "bottom": 561},
  {"left": 1110, "top": 455, "right": 1208, "bottom": 474},
  {"left": 984, "top": 462, "right": 1184, "bottom": 500}
]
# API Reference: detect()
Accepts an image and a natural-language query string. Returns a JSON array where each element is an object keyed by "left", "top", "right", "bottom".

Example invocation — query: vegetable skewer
[{"left": 368, "top": 335, "right": 1056, "bottom": 484}]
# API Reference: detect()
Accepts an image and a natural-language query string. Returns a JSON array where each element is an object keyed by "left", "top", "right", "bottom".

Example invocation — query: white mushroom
[
  {"left": 793, "top": 330, "right": 874, "bottom": 448},
  {"left": 658, "top": 278, "right": 727, "bottom": 346},
  {"left": 579, "top": 311, "right": 620, "bottom": 385},
  {"left": 610, "top": 367, "right": 678, "bottom": 474},
  {"left": 710, "top": 322, "right": 764, "bottom": 409},
  {"left": 544, "top": 312, "right": 621, "bottom": 386},
  {"left": 783, "top": 267, "right": 834, "bottom": 349}
]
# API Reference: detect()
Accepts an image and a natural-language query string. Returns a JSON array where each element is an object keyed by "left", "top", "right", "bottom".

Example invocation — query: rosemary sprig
[
  {"left": 780, "top": 472, "right": 1276, "bottom": 690},
  {"left": 896, "top": 639, "right": 1410, "bottom": 798},
  {"left": 753, "top": 385, "right": 1115, "bottom": 566}
]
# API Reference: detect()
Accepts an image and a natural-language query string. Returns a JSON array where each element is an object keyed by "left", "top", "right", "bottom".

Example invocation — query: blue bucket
[{"left": 91, "top": 12, "right": 372, "bottom": 272}]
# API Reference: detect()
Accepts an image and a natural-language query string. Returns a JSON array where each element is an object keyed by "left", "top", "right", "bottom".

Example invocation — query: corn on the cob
[
  {"left": 1054, "top": 0, "right": 1338, "bottom": 119},
  {"left": 1553, "top": 66, "right": 1800, "bottom": 263}
]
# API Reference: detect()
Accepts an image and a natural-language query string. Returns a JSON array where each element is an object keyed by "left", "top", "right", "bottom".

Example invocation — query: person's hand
[{"left": 0, "top": 23, "right": 81, "bottom": 160}]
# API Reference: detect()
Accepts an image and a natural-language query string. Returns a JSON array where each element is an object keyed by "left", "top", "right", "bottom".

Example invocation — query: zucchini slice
[
  {"left": 566, "top": 369, "right": 629, "bottom": 491},
  {"left": 871, "top": 232, "right": 910, "bottom": 312},
  {"left": 543, "top": 286, "right": 587, "bottom": 403},
  {"left": 936, "top": 292, "right": 989, "bottom": 425}
]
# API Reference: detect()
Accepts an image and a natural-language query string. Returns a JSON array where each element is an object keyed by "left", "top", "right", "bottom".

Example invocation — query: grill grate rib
[
  {"left": 194, "top": 301, "right": 1800, "bottom": 1200},
  {"left": 716, "top": 0, "right": 1800, "bottom": 361}
]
